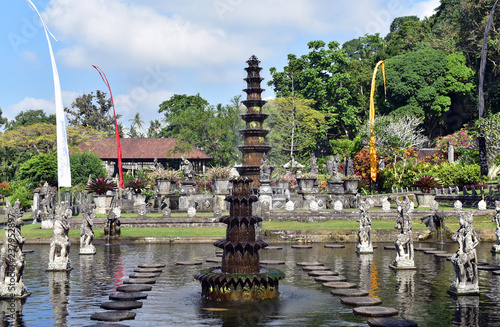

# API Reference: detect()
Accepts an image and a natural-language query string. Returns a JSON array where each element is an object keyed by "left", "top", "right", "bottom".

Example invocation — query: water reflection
[
  {"left": 48, "top": 271, "right": 69, "bottom": 327},
  {"left": 452, "top": 296, "right": 479, "bottom": 327},
  {"left": 0, "top": 299, "right": 26, "bottom": 326},
  {"left": 394, "top": 269, "right": 415, "bottom": 319}
]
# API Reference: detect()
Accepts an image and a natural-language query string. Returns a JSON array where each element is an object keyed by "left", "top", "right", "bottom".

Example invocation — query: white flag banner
[{"left": 25, "top": 0, "right": 71, "bottom": 187}]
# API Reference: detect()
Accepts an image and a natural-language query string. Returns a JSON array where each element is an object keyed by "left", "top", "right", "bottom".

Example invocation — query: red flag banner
[{"left": 92, "top": 65, "right": 124, "bottom": 188}]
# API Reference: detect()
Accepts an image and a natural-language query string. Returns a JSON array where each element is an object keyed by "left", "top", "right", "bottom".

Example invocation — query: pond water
[{"left": 5, "top": 241, "right": 500, "bottom": 326}]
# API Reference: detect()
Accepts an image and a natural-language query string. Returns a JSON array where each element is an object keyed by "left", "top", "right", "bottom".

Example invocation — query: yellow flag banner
[{"left": 369, "top": 61, "right": 386, "bottom": 183}]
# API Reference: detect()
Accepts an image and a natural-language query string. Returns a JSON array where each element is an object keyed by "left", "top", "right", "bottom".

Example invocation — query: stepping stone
[
  {"left": 206, "top": 257, "right": 222, "bottom": 263},
  {"left": 22, "top": 250, "right": 34, "bottom": 254},
  {"left": 322, "top": 282, "right": 357, "bottom": 289},
  {"left": 314, "top": 275, "right": 345, "bottom": 282},
  {"left": 264, "top": 246, "right": 283, "bottom": 250},
  {"left": 353, "top": 306, "right": 398, "bottom": 317},
  {"left": 85, "top": 324, "right": 130, "bottom": 327},
  {"left": 216, "top": 251, "right": 223, "bottom": 257},
  {"left": 296, "top": 262, "right": 324, "bottom": 266},
  {"left": 308, "top": 270, "right": 336, "bottom": 277},
  {"left": 414, "top": 247, "right": 435, "bottom": 252},
  {"left": 368, "top": 317, "right": 418, "bottom": 327},
  {"left": 424, "top": 250, "right": 448, "bottom": 254},
  {"left": 478, "top": 262, "right": 488, "bottom": 266},
  {"left": 176, "top": 260, "right": 203, "bottom": 265},
  {"left": 129, "top": 272, "right": 160, "bottom": 278},
  {"left": 133, "top": 268, "right": 163, "bottom": 273},
  {"left": 292, "top": 245, "right": 313, "bottom": 249},
  {"left": 109, "top": 292, "right": 148, "bottom": 301},
  {"left": 90, "top": 311, "right": 136, "bottom": 322},
  {"left": 477, "top": 265, "right": 500, "bottom": 271},
  {"left": 116, "top": 285, "right": 152, "bottom": 292},
  {"left": 302, "top": 266, "right": 331, "bottom": 271},
  {"left": 331, "top": 288, "right": 369, "bottom": 297},
  {"left": 384, "top": 246, "right": 396, "bottom": 250},
  {"left": 434, "top": 253, "right": 453, "bottom": 258},
  {"left": 138, "top": 264, "right": 165, "bottom": 268},
  {"left": 492, "top": 270, "right": 500, "bottom": 276},
  {"left": 100, "top": 301, "right": 143, "bottom": 310},
  {"left": 341, "top": 296, "right": 382, "bottom": 306},
  {"left": 123, "top": 278, "right": 156, "bottom": 284},
  {"left": 324, "top": 244, "right": 345, "bottom": 248},
  {"left": 260, "top": 260, "right": 285, "bottom": 265}
]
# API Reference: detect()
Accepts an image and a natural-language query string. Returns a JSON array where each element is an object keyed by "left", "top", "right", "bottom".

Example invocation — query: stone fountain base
[{"left": 195, "top": 267, "right": 284, "bottom": 301}]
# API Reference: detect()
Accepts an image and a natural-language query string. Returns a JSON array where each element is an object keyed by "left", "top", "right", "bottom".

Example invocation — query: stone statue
[
  {"left": 260, "top": 153, "right": 271, "bottom": 181},
  {"left": 450, "top": 211, "right": 479, "bottom": 295},
  {"left": 0, "top": 199, "right": 28, "bottom": 298},
  {"left": 345, "top": 157, "right": 354, "bottom": 176},
  {"left": 80, "top": 203, "right": 96, "bottom": 255},
  {"left": 309, "top": 154, "right": 318, "bottom": 176},
  {"left": 327, "top": 154, "right": 341, "bottom": 181},
  {"left": 392, "top": 196, "right": 415, "bottom": 269},
  {"left": 421, "top": 201, "right": 445, "bottom": 232},
  {"left": 48, "top": 203, "right": 72, "bottom": 271},
  {"left": 180, "top": 155, "right": 194, "bottom": 180},
  {"left": 161, "top": 197, "right": 171, "bottom": 218},
  {"left": 104, "top": 203, "right": 121, "bottom": 237},
  {"left": 492, "top": 201, "right": 500, "bottom": 253},
  {"left": 356, "top": 199, "right": 373, "bottom": 254},
  {"left": 153, "top": 157, "right": 162, "bottom": 171},
  {"left": 377, "top": 158, "right": 385, "bottom": 170},
  {"left": 39, "top": 182, "right": 56, "bottom": 217}
]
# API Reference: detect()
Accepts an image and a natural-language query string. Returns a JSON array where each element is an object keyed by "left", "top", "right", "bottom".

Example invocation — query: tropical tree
[
  {"left": 17, "top": 153, "right": 58, "bottom": 187},
  {"left": 70, "top": 152, "right": 107, "bottom": 186},
  {"left": 128, "top": 112, "right": 145, "bottom": 138},
  {"left": 147, "top": 119, "right": 162, "bottom": 138},
  {"left": 4, "top": 109, "right": 56, "bottom": 131}
]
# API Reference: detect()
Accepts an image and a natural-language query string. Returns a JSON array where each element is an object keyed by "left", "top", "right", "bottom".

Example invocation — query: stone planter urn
[
  {"left": 327, "top": 180, "right": 344, "bottom": 194},
  {"left": 156, "top": 179, "right": 173, "bottom": 193},
  {"left": 277, "top": 181, "right": 289, "bottom": 191},
  {"left": 212, "top": 179, "right": 230, "bottom": 195},
  {"left": 343, "top": 180, "right": 359, "bottom": 194},
  {"left": 94, "top": 195, "right": 114, "bottom": 214},
  {"left": 133, "top": 193, "right": 146, "bottom": 206},
  {"left": 415, "top": 193, "right": 435, "bottom": 207},
  {"left": 297, "top": 178, "right": 316, "bottom": 193}
]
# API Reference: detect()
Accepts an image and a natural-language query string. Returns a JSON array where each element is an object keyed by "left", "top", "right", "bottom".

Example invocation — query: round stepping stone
[
  {"left": 264, "top": 246, "right": 283, "bottom": 250},
  {"left": 331, "top": 288, "right": 369, "bottom": 296},
  {"left": 492, "top": 270, "right": 500, "bottom": 276},
  {"left": 291, "top": 245, "right": 313, "bottom": 249},
  {"left": 368, "top": 317, "right": 418, "bottom": 327},
  {"left": 109, "top": 292, "right": 148, "bottom": 301},
  {"left": 90, "top": 311, "right": 136, "bottom": 322},
  {"left": 322, "top": 282, "right": 357, "bottom": 289},
  {"left": 324, "top": 244, "right": 345, "bottom": 248},
  {"left": 353, "top": 306, "right": 398, "bottom": 317},
  {"left": 116, "top": 285, "right": 152, "bottom": 292},
  {"left": 302, "top": 266, "right": 331, "bottom": 271},
  {"left": 314, "top": 275, "right": 345, "bottom": 282},
  {"left": 22, "top": 250, "right": 34, "bottom": 254},
  {"left": 129, "top": 273, "right": 160, "bottom": 278},
  {"left": 260, "top": 260, "right": 285, "bottom": 265},
  {"left": 215, "top": 251, "right": 223, "bottom": 257},
  {"left": 341, "top": 296, "right": 382, "bottom": 306},
  {"left": 308, "top": 270, "right": 336, "bottom": 277},
  {"left": 434, "top": 253, "right": 453, "bottom": 258},
  {"left": 176, "top": 260, "right": 202, "bottom": 265},
  {"left": 138, "top": 264, "right": 165, "bottom": 268},
  {"left": 414, "top": 247, "right": 435, "bottom": 252},
  {"left": 478, "top": 265, "right": 500, "bottom": 271},
  {"left": 424, "top": 250, "right": 448, "bottom": 254},
  {"left": 206, "top": 257, "right": 222, "bottom": 263},
  {"left": 133, "top": 268, "right": 162, "bottom": 273},
  {"left": 297, "top": 262, "right": 323, "bottom": 266},
  {"left": 384, "top": 246, "right": 396, "bottom": 250},
  {"left": 123, "top": 278, "right": 156, "bottom": 284},
  {"left": 85, "top": 324, "right": 130, "bottom": 327},
  {"left": 100, "top": 301, "right": 143, "bottom": 310}
]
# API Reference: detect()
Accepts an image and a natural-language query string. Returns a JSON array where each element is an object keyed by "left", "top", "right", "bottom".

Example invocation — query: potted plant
[
  {"left": 413, "top": 175, "right": 440, "bottom": 207},
  {"left": 85, "top": 178, "right": 117, "bottom": 214},
  {"left": 296, "top": 172, "right": 317, "bottom": 192},
  {"left": 342, "top": 174, "right": 361, "bottom": 193},
  {"left": 206, "top": 166, "right": 232, "bottom": 194},
  {"left": 151, "top": 168, "right": 180, "bottom": 193},
  {"left": 126, "top": 179, "right": 148, "bottom": 205}
]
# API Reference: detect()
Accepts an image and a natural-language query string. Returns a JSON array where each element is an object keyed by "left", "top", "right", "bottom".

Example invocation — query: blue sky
[{"left": 1, "top": 0, "right": 440, "bottom": 133}]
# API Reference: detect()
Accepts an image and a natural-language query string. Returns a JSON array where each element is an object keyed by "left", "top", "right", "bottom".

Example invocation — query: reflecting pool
[{"left": 5, "top": 241, "right": 500, "bottom": 326}]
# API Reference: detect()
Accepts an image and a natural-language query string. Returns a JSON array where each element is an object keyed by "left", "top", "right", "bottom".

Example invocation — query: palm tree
[
  {"left": 147, "top": 119, "right": 162, "bottom": 138},
  {"left": 129, "top": 112, "right": 145, "bottom": 134}
]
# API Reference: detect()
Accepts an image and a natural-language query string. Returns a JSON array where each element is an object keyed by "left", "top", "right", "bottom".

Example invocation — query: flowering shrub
[
  {"left": 196, "top": 179, "right": 211, "bottom": 194},
  {"left": 0, "top": 181, "right": 12, "bottom": 197},
  {"left": 279, "top": 173, "right": 297, "bottom": 187},
  {"left": 318, "top": 180, "right": 327, "bottom": 191},
  {"left": 434, "top": 128, "right": 475, "bottom": 150}
]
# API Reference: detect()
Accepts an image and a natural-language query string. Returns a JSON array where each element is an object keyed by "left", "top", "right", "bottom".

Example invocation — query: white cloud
[{"left": 6, "top": 91, "right": 78, "bottom": 121}]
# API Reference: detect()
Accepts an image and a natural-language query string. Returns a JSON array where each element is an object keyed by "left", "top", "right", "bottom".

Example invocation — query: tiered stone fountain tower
[
  {"left": 237, "top": 55, "right": 271, "bottom": 189},
  {"left": 195, "top": 177, "right": 284, "bottom": 301}
]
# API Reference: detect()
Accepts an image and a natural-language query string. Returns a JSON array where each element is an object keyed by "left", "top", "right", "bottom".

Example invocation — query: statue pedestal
[
  {"left": 389, "top": 259, "right": 416, "bottom": 270},
  {"left": 0, "top": 283, "right": 29, "bottom": 299},
  {"left": 356, "top": 243, "right": 373, "bottom": 254},
  {"left": 180, "top": 181, "right": 196, "bottom": 196},
  {"left": 79, "top": 245, "right": 96, "bottom": 255},
  {"left": 448, "top": 283, "right": 479, "bottom": 296},
  {"left": 47, "top": 259, "right": 72, "bottom": 271},
  {"left": 258, "top": 181, "right": 273, "bottom": 212}
]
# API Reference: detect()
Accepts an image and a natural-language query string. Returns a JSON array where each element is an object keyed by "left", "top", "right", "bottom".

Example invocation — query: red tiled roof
[{"left": 78, "top": 138, "right": 212, "bottom": 160}]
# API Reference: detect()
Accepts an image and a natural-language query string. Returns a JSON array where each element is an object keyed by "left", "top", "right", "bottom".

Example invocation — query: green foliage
[
  {"left": 432, "top": 163, "right": 481, "bottom": 187},
  {"left": 5, "top": 109, "right": 56, "bottom": 131},
  {"left": 85, "top": 178, "right": 117, "bottom": 195},
  {"left": 158, "top": 94, "right": 242, "bottom": 166},
  {"left": 17, "top": 154, "right": 57, "bottom": 187},
  {"left": 380, "top": 159, "right": 421, "bottom": 191},
  {"left": 70, "top": 152, "right": 107, "bottom": 186},
  {"left": 413, "top": 175, "right": 441, "bottom": 193},
  {"left": 0, "top": 181, "right": 12, "bottom": 197},
  {"left": 330, "top": 136, "right": 362, "bottom": 160},
  {"left": 125, "top": 179, "right": 148, "bottom": 193},
  {"left": 8, "top": 180, "right": 33, "bottom": 210}
]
